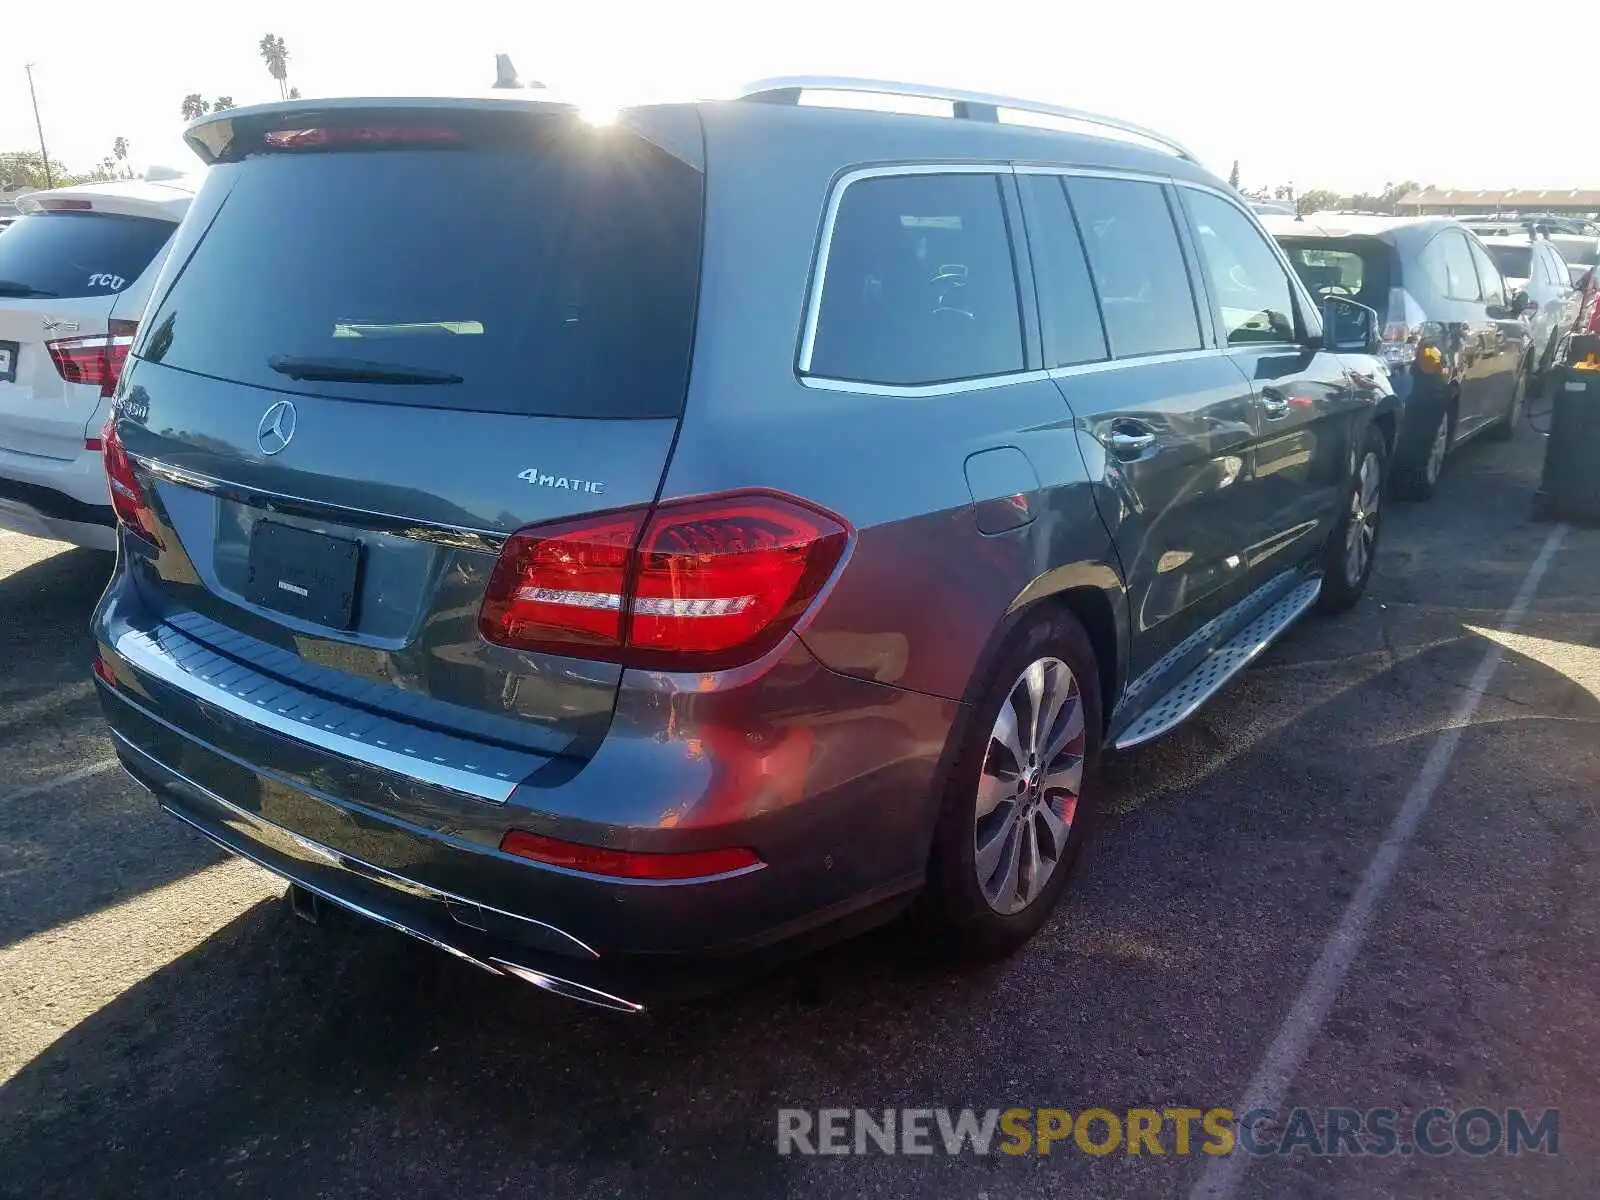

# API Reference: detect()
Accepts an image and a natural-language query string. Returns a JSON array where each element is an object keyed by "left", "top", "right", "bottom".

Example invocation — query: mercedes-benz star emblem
[{"left": 256, "top": 400, "right": 297, "bottom": 456}]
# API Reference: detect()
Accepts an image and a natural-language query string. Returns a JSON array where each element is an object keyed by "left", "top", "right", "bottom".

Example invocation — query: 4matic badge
[{"left": 518, "top": 468, "right": 605, "bottom": 495}]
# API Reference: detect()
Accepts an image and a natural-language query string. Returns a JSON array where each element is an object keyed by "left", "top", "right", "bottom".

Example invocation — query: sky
[{"left": 0, "top": 0, "right": 1584, "bottom": 195}]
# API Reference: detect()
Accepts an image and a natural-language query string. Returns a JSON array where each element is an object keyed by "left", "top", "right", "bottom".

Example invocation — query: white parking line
[
  {"left": 0, "top": 758, "right": 119, "bottom": 806},
  {"left": 1192, "top": 523, "right": 1570, "bottom": 1200}
]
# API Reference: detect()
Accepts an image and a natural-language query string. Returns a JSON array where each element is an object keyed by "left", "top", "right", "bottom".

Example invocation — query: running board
[{"left": 1113, "top": 576, "right": 1322, "bottom": 750}]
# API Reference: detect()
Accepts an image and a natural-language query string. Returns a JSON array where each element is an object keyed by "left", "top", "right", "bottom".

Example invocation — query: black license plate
[
  {"left": 245, "top": 521, "right": 361, "bottom": 629},
  {"left": 0, "top": 341, "right": 18, "bottom": 384}
]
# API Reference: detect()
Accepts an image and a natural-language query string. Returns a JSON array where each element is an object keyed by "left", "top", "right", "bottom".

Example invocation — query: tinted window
[
  {"left": 1420, "top": 230, "right": 1480, "bottom": 300},
  {"left": 1484, "top": 244, "right": 1532, "bottom": 282},
  {"left": 1277, "top": 237, "right": 1392, "bottom": 318},
  {"left": 810, "top": 173, "right": 1024, "bottom": 385},
  {"left": 139, "top": 117, "right": 703, "bottom": 418},
  {"left": 1546, "top": 246, "right": 1571, "bottom": 286},
  {"left": 1185, "top": 190, "right": 1297, "bottom": 346},
  {"left": 1469, "top": 240, "right": 1507, "bottom": 306},
  {"left": 0, "top": 211, "right": 173, "bottom": 300},
  {"left": 1019, "top": 175, "right": 1107, "bottom": 367},
  {"left": 1067, "top": 177, "right": 1201, "bottom": 358}
]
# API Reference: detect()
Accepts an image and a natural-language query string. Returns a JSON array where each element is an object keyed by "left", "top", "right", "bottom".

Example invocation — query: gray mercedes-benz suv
[{"left": 92, "top": 80, "right": 1396, "bottom": 1010}]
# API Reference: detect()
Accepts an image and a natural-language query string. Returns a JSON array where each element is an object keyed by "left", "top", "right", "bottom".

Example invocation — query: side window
[
  {"left": 1468, "top": 240, "right": 1507, "bottom": 307},
  {"left": 1018, "top": 175, "right": 1108, "bottom": 367},
  {"left": 808, "top": 172, "right": 1025, "bottom": 385},
  {"left": 1184, "top": 189, "right": 1299, "bottom": 346},
  {"left": 1420, "top": 230, "right": 1481, "bottom": 301},
  {"left": 1547, "top": 246, "right": 1570, "bottom": 287},
  {"left": 1066, "top": 176, "right": 1203, "bottom": 358}
]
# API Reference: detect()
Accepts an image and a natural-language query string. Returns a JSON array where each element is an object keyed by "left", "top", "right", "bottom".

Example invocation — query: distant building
[{"left": 1399, "top": 187, "right": 1600, "bottom": 216}]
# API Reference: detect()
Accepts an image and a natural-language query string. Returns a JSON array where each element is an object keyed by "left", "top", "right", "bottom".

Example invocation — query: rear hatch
[
  {"left": 114, "top": 101, "right": 706, "bottom": 761},
  {"left": 0, "top": 208, "right": 174, "bottom": 459}
]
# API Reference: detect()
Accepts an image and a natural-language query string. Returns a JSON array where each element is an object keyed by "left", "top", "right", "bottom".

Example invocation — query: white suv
[
  {"left": 0, "top": 177, "right": 194, "bottom": 550},
  {"left": 1476, "top": 233, "right": 1582, "bottom": 389}
]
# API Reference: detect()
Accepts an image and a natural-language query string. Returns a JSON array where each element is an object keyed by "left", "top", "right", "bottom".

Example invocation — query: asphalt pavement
[{"left": 0, "top": 423, "right": 1595, "bottom": 1199}]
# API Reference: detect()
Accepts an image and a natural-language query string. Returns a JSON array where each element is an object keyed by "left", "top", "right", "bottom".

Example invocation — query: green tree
[
  {"left": 1228, "top": 159, "right": 1241, "bottom": 189},
  {"left": 259, "top": 33, "right": 290, "bottom": 100},
  {"left": 288, "top": 86, "right": 301, "bottom": 100},
  {"left": 111, "top": 136, "right": 131, "bottom": 177},
  {"left": 213, "top": 96, "right": 235, "bottom": 112},
  {"left": 180, "top": 93, "right": 210, "bottom": 121},
  {"left": 1295, "top": 188, "right": 1341, "bottom": 216},
  {"left": 0, "top": 150, "right": 74, "bottom": 189}
]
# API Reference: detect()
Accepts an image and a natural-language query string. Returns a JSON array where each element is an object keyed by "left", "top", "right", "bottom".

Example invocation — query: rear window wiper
[
  {"left": 0, "top": 280, "right": 59, "bottom": 298},
  {"left": 267, "top": 355, "right": 463, "bottom": 385}
]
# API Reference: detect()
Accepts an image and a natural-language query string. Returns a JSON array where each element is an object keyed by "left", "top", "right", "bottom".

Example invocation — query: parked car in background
[
  {"left": 0, "top": 177, "right": 194, "bottom": 549},
  {"left": 92, "top": 82, "right": 1395, "bottom": 1009},
  {"left": 0, "top": 217, "right": 15, "bottom": 234},
  {"left": 1268, "top": 214, "right": 1533, "bottom": 499},
  {"left": 1477, "top": 233, "right": 1580, "bottom": 390},
  {"left": 1461, "top": 215, "right": 1600, "bottom": 286}
]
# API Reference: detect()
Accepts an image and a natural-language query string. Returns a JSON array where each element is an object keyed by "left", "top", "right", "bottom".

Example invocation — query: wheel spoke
[
  {"left": 1038, "top": 794, "right": 1074, "bottom": 855},
  {"left": 1040, "top": 757, "right": 1083, "bottom": 798},
  {"left": 976, "top": 769, "right": 1012, "bottom": 819},
  {"left": 991, "top": 815, "right": 1025, "bottom": 906},
  {"left": 1042, "top": 693, "right": 1084, "bottom": 763},
  {"left": 1020, "top": 817, "right": 1044, "bottom": 905},
  {"left": 1022, "top": 662, "right": 1047, "bottom": 757},
  {"left": 975, "top": 804, "right": 1019, "bottom": 883},
  {"left": 991, "top": 695, "right": 1026, "bottom": 775},
  {"left": 1034, "top": 668, "right": 1073, "bottom": 762}
]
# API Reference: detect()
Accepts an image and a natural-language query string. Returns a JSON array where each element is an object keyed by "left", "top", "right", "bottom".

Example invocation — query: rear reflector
[
  {"left": 92, "top": 652, "right": 116, "bottom": 688},
  {"left": 499, "top": 830, "right": 762, "bottom": 880},
  {"left": 478, "top": 490, "right": 851, "bottom": 670},
  {"left": 46, "top": 319, "right": 138, "bottom": 398},
  {"left": 102, "top": 417, "right": 162, "bottom": 548}
]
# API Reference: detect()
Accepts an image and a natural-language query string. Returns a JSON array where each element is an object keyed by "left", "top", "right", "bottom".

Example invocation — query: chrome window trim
[
  {"left": 797, "top": 161, "right": 1021, "bottom": 383},
  {"left": 800, "top": 369, "right": 1049, "bottom": 397},
  {"left": 1046, "top": 347, "right": 1225, "bottom": 380},
  {"left": 135, "top": 456, "right": 508, "bottom": 553},
  {"left": 1013, "top": 163, "right": 1176, "bottom": 187}
]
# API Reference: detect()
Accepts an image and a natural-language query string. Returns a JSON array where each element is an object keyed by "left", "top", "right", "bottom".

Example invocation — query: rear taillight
[
  {"left": 46, "top": 319, "right": 137, "bottom": 398},
  {"left": 101, "top": 418, "right": 162, "bottom": 548},
  {"left": 478, "top": 491, "right": 851, "bottom": 669}
]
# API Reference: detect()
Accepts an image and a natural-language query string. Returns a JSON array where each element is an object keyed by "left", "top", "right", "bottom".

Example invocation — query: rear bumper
[
  {"left": 0, "top": 446, "right": 115, "bottom": 550},
  {"left": 93, "top": 574, "right": 962, "bottom": 1006}
]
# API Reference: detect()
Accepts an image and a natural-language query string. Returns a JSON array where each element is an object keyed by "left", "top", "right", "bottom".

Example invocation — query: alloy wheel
[
  {"left": 1345, "top": 450, "right": 1382, "bottom": 586},
  {"left": 974, "top": 657, "right": 1085, "bottom": 915}
]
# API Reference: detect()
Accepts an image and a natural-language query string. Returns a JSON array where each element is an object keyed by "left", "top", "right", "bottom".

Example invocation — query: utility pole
[{"left": 24, "top": 63, "right": 54, "bottom": 189}]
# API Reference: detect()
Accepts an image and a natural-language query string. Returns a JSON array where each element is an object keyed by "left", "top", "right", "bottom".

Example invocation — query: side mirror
[{"left": 1321, "top": 295, "right": 1381, "bottom": 355}]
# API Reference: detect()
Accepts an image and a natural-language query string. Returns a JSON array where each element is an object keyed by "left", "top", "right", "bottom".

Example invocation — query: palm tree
[
  {"left": 258, "top": 33, "right": 290, "bottom": 100},
  {"left": 112, "top": 136, "right": 131, "bottom": 179},
  {"left": 180, "top": 93, "right": 210, "bottom": 121}
]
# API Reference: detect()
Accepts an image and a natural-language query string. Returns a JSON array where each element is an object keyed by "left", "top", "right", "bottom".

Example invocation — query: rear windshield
[
  {"left": 138, "top": 114, "right": 704, "bottom": 418},
  {"left": 0, "top": 211, "right": 174, "bottom": 300},
  {"left": 1275, "top": 237, "right": 1392, "bottom": 318},
  {"left": 1484, "top": 244, "right": 1532, "bottom": 280}
]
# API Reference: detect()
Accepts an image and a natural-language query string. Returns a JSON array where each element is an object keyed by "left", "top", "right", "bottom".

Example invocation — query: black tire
[
  {"left": 1393, "top": 401, "right": 1452, "bottom": 501},
  {"left": 919, "top": 609, "right": 1103, "bottom": 958},
  {"left": 1487, "top": 359, "right": 1530, "bottom": 442},
  {"left": 1317, "top": 425, "right": 1387, "bottom": 614}
]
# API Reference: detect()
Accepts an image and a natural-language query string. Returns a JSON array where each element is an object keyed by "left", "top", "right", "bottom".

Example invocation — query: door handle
[
  {"left": 1258, "top": 389, "right": 1290, "bottom": 419},
  {"left": 1107, "top": 428, "right": 1156, "bottom": 457}
]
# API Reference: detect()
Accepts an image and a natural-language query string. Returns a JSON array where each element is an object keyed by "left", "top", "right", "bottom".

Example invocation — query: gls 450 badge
[{"left": 518, "top": 468, "right": 605, "bottom": 495}]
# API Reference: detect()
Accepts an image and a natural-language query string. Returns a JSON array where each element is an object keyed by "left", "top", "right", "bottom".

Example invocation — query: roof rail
[{"left": 733, "top": 76, "right": 1197, "bottom": 163}]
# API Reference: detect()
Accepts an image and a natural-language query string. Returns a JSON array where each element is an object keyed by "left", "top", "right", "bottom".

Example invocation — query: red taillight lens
[
  {"left": 102, "top": 418, "right": 162, "bottom": 548},
  {"left": 46, "top": 319, "right": 137, "bottom": 398},
  {"left": 499, "top": 830, "right": 762, "bottom": 880},
  {"left": 477, "top": 491, "right": 851, "bottom": 669}
]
